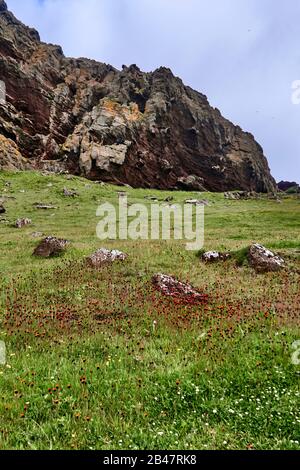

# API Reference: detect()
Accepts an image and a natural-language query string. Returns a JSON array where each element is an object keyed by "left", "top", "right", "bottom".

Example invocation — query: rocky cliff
[{"left": 0, "top": 0, "right": 276, "bottom": 192}]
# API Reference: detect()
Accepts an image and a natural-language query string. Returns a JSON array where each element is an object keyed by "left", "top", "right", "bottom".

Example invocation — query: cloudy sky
[{"left": 7, "top": 0, "right": 300, "bottom": 182}]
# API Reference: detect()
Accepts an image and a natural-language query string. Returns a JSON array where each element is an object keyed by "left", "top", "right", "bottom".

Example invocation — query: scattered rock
[
  {"left": 15, "top": 218, "right": 32, "bottom": 228},
  {"left": 31, "top": 232, "right": 44, "bottom": 238},
  {"left": 185, "top": 199, "right": 210, "bottom": 206},
  {"left": 63, "top": 188, "right": 79, "bottom": 197},
  {"left": 33, "top": 203, "right": 57, "bottom": 210},
  {"left": 86, "top": 248, "right": 128, "bottom": 268},
  {"left": 152, "top": 273, "right": 208, "bottom": 304},
  {"left": 33, "top": 236, "right": 69, "bottom": 258},
  {"left": 202, "top": 251, "right": 230, "bottom": 263},
  {"left": 248, "top": 243, "right": 285, "bottom": 273},
  {"left": 224, "top": 191, "right": 259, "bottom": 200}
]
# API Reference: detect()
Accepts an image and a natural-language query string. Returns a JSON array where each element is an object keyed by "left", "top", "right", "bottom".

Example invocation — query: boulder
[
  {"left": 87, "top": 248, "right": 127, "bottom": 268},
  {"left": 152, "top": 273, "right": 208, "bottom": 304},
  {"left": 33, "top": 237, "right": 69, "bottom": 258},
  {"left": 248, "top": 243, "right": 285, "bottom": 273},
  {"left": 15, "top": 218, "right": 32, "bottom": 228}
]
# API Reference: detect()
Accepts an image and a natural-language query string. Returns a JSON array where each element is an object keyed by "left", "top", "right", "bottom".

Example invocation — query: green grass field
[{"left": 0, "top": 170, "right": 299, "bottom": 450}]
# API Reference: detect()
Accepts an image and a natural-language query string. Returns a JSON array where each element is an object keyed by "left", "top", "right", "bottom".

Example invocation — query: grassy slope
[{"left": 0, "top": 170, "right": 299, "bottom": 450}]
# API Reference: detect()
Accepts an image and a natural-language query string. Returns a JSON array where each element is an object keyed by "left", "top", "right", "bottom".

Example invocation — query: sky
[{"left": 7, "top": 0, "right": 300, "bottom": 183}]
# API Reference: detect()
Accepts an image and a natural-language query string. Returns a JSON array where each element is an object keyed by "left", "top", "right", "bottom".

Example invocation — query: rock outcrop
[{"left": 0, "top": 2, "right": 276, "bottom": 192}]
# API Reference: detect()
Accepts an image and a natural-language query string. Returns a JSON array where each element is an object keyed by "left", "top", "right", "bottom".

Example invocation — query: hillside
[{"left": 0, "top": 170, "right": 299, "bottom": 449}]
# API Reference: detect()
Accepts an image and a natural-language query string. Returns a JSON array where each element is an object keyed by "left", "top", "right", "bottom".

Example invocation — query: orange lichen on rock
[
  {"left": 0, "top": 135, "right": 27, "bottom": 170},
  {"left": 102, "top": 99, "right": 142, "bottom": 122}
]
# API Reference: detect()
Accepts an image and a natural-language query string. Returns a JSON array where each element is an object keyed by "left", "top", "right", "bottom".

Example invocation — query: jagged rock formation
[{"left": 0, "top": 1, "right": 276, "bottom": 191}]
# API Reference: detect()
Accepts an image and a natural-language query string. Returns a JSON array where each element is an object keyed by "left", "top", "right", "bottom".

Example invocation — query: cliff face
[{"left": 0, "top": 0, "right": 276, "bottom": 192}]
